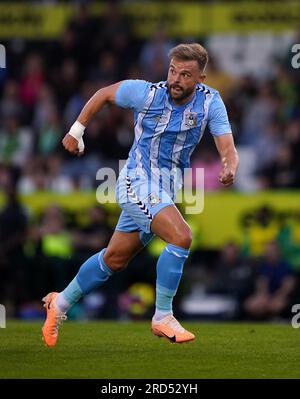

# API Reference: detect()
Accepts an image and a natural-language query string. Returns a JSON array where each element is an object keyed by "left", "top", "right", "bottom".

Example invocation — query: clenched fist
[
  {"left": 62, "top": 133, "right": 84, "bottom": 156},
  {"left": 219, "top": 166, "right": 235, "bottom": 187}
]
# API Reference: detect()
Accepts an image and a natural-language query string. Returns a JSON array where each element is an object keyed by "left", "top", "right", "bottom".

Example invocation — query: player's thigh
[
  {"left": 150, "top": 204, "right": 192, "bottom": 249},
  {"left": 104, "top": 230, "right": 144, "bottom": 270}
]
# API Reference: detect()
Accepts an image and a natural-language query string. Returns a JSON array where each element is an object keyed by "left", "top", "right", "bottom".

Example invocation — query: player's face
[{"left": 167, "top": 58, "right": 205, "bottom": 104}]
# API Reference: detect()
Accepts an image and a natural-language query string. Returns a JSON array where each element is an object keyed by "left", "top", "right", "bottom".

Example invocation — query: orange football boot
[
  {"left": 151, "top": 314, "right": 195, "bottom": 343},
  {"left": 42, "top": 292, "right": 67, "bottom": 347}
]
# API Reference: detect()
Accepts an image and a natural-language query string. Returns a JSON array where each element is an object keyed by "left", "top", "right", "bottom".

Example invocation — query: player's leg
[
  {"left": 42, "top": 229, "right": 144, "bottom": 347},
  {"left": 150, "top": 204, "right": 195, "bottom": 343},
  {"left": 151, "top": 204, "right": 192, "bottom": 248},
  {"left": 117, "top": 171, "right": 194, "bottom": 342},
  {"left": 58, "top": 230, "right": 144, "bottom": 308},
  {"left": 103, "top": 230, "right": 145, "bottom": 271}
]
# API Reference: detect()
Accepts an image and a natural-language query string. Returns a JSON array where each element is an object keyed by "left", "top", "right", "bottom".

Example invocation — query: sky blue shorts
[{"left": 115, "top": 168, "right": 174, "bottom": 246}]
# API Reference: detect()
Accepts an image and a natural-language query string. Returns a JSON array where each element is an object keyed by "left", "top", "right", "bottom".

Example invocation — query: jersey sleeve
[
  {"left": 207, "top": 92, "right": 232, "bottom": 136},
  {"left": 115, "top": 79, "right": 151, "bottom": 112}
]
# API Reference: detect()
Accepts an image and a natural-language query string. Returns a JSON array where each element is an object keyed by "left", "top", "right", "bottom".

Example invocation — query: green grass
[{"left": 0, "top": 320, "right": 299, "bottom": 378}]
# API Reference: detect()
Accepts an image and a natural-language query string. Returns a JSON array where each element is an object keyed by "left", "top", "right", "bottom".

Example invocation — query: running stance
[{"left": 42, "top": 43, "right": 239, "bottom": 346}]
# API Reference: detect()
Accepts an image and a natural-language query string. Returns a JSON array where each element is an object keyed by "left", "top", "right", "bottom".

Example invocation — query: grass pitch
[{"left": 0, "top": 320, "right": 299, "bottom": 379}]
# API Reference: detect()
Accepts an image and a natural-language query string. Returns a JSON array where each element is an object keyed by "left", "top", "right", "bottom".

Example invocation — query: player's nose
[{"left": 171, "top": 77, "right": 180, "bottom": 86}]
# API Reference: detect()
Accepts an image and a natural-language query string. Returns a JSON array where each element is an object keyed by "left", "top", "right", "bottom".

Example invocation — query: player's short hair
[{"left": 168, "top": 43, "right": 209, "bottom": 72}]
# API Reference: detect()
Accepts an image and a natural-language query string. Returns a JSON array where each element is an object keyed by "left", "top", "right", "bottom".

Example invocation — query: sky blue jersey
[{"left": 115, "top": 79, "right": 232, "bottom": 195}]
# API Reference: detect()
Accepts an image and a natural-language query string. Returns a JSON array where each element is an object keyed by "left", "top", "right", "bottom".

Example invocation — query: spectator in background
[
  {"left": 82, "top": 115, "right": 105, "bottom": 164},
  {"left": 179, "top": 242, "right": 255, "bottom": 321},
  {"left": 84, "top": 109, "right": 133, "bottom": 165},
  {"left": 204, "top": 56, "right": 235, "bottom": 99},
  {"left": 0, "top": 115, "right": 33, "bottom": 168},
  {"left": 225, "top": 75, "right": 257, "bottom": 146},
  {"left": 18, "top": 154, "right": 74, "bottom": 194},
  {"left": 274, "top": 65, "right": 298, "bottom": 120},
  {"left": 115, "top": 110, "right": 135, "bottom": 160},
  {"left": 277, "top": 210, "right": 300, "bottom": 272},
  {"left": 1, "top": 21, "right": 298, "bottom": 196},
  {"left": 241, "top": 205, "right": 279, "bottom": 258},
  {"left": 73, "top": 205, "right": 112, "bottom": 259},
  {"left": 33, "top": 84, "right": 56, "bottom": 132},
  {"left": 0, "top": 80, "right": 22, "bottom": 123},
  {"left": 139, "top": 30, "right": 174, "bottom": 81},
  {"left": 243, "top": 241, "right": 297, "bottom": 319},
  {"left": 53, "top": 59, "right": 79, "bottom": 109},
  {"left": 253, "top": 120, "right": 283, "bottom": 171},
  {"left": 64, "top": 81, "right": 95, "bottom": 129},
  {"left": 36, "top": 205, "right": 73, "bottom": 292},
  {"left": 97, "top": 1, "right": 133, "bottom": 64},
  {"left": 19, "top": 54, "right": 45, "bottom": 123},
  {"left": 17, "top": 157, "right": 47, "bottom": 193},
  {"left": 209, "top": 242, "right": 255, "bottom": 305},
  {"left": 240, "top": 82, "right": 277, "bottom": 145},
  {"left": 187, "top": 147, "right": 222, "bottom": 191},
  {"left": 0, "top": 184, "right": 28, "bottom": 314},
  {"left": 88, "top": 52, "right": 118, "bottom": 84},
  {"left": 68, "top": 2, "right": 101, "bottom": 70},
  {"left": 285, "top": 119, "right": 300, "bottom": 170},
  {"left": 0, "top": 163, "right": 12, "bottom": 188},
  {"left": 258, "top": 145, "right": 300, "bottom": 189},
  {"left": 47, "top": 154, "right": 74, "bottom": 192},
  {"left": 36, "top": 105, "right": 62, "bottom": 156}
]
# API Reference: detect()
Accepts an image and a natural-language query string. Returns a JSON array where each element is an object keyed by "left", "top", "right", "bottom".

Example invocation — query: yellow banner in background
[
  {"left": 208, "top": 2, "right": 300, "bottom": 33},
  {"left": 0, "top": 4, "right": 73, "bottom": 39},
  {"left": 188, "top": 191, "right": 300, "bottom": 248},
  {"left": 0, "top": 2, "right": 299, "bottom": 39},
  {"left": 0, "top": 190, "right": 299, "bottom": 249}
]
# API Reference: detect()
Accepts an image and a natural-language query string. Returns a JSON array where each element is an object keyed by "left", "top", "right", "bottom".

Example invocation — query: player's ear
[{"left": 198, "top": 73, "right": 206, "bottom": 83}]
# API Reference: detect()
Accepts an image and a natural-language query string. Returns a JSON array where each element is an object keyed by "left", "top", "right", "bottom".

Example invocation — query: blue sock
[
  {"left": 156, "top": 244, "right": 190, "bottom": 312},
  {"left": 61, "top": 248, "right": 113, "bottom": 309}
]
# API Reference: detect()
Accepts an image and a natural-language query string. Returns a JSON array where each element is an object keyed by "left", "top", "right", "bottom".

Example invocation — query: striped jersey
[{"left": 115, "top": 79, "right": 231, "bottom": 197}]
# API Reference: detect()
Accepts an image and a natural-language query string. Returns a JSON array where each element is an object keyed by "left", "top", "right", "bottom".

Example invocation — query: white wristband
[
  {"left": 68, "top": 120, "right": 86, "bottom": 141},
  {"left": 78, "top": 137, "right": 85, "bottom": 153}
]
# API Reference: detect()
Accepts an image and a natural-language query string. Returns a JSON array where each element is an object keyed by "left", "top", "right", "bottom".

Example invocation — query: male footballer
[{"left": 42, "top": 43, "right": 239, "bottom": 346}]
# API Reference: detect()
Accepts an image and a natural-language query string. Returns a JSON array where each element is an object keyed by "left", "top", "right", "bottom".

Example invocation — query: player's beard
[{"left": 168, "top": 83, "right": 195, "bottom": 103}]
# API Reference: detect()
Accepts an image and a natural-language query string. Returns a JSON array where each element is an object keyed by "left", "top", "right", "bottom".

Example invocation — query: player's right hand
[{"left": 62, "top": 133, "right": 84, "bottom": 156}]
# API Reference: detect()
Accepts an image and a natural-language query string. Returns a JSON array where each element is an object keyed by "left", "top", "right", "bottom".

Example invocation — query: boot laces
[
  {"left": 52, "top": 313, "right": 67, "bottom": 335},
  {"left": 164, "top": 315, "right": 185, "bottom": 333}
]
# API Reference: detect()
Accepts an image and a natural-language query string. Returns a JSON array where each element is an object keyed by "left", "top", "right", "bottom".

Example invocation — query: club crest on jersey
[
  {"left": 147, "top": 193, "right": 161, "bottom": 206},
  {"left": 185, "top": 112, "right": 197, "bottom": 128}
]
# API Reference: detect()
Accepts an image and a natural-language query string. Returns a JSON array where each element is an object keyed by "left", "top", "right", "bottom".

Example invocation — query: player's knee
[
  {"left": 171, "top": 225, "right": 192, "bottom": 249},
  {"left": 103, "top": 249, "right": 129, "bottom": 272}
]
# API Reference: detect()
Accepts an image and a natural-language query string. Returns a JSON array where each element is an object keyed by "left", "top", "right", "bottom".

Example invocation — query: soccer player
[{"left": 42, "top": 43, "right": 239, "bottom": 346}]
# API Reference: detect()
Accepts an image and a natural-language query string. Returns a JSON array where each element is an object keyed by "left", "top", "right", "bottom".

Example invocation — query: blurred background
[{"left": 0, "top": 0, "right": 300, "bottom": 323}]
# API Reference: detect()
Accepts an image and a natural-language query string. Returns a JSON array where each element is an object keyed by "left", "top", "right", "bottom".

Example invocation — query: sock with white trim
[
  {"left": 56, "top": 248, "right": 113, "bottom": 313},
  {"left": 154, "top": 243, "right": 190, "bottom": 319}
]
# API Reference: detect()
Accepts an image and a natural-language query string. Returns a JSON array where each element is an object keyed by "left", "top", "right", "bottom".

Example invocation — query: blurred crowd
[
  {"left": 0, "top": 3, "right": 300, "bottom": 193},
  {"left": 0, "top": 2, "right": 300, "bottom": 320},
  {"left": 1, "top": 183, "right": 300, "bottom": 321}
]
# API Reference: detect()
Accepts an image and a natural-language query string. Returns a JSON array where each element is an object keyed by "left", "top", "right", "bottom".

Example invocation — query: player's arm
[
  {"left": 207, "top": 92, "right": 239, "bottom": 187},
  {"left": 213, "top": 133, "right": 239, "bottom": 187},
  {"left": 62, "top": 82, "right": 122, "bottom": 155}
]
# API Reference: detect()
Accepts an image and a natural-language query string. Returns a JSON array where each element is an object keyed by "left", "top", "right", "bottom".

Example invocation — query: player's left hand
[{"left": 219, "top": 167, "right": 235, "bottom": 187}]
